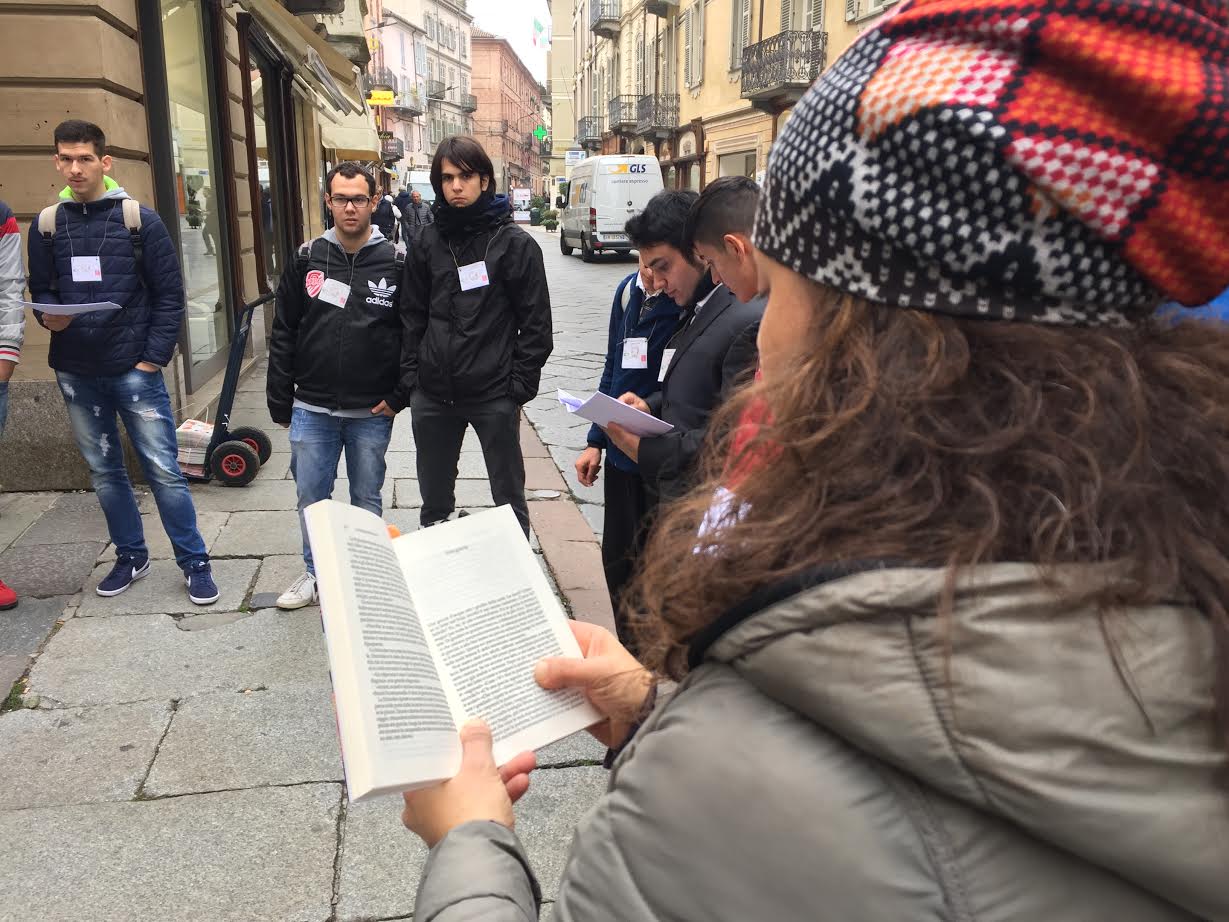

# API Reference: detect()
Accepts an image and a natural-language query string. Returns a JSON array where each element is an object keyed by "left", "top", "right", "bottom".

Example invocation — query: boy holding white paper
[
  {"left": 25, "top": 120, "right": 219, "bottom": 605},
  {"left": 399, "top": 137, "right": 552, "bottom": 537}
]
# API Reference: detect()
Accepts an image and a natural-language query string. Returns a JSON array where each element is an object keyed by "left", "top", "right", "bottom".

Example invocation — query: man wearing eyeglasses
[{"left": 267, "top": 162, "right": 410, "bottom": 610}]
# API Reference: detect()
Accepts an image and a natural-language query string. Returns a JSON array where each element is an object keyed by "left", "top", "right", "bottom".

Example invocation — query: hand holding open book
[{"left": 305, "top": 501, "right": 602, "bottom": 802}]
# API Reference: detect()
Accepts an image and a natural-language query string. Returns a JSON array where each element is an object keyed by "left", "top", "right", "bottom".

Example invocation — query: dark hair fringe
[
  {"left": 684, "top": 175, "right": 760, "bottom": 253},
  {"left": 326, "top": 162, "right": 377, "bottom": 197},
  {"left": 54, "top": 119, "right": 106, "bottom": 158},
  {"left": 625, "top": 189, "right": 700, "bottom": 254},
  {"left": 431, "top": 136, "right": 496, "bottom": 196}
]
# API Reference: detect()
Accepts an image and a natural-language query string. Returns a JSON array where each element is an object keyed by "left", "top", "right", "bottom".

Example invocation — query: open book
[{"left": 304, "top": 501, "right": 602, "bottom": 802}]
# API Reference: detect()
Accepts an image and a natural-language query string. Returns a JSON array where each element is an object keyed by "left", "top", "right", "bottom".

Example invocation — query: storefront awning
[
  {"left": 242, "top": 0, "right": 365, "bottom": 114},
  {"left": 320, "top": 105, "right": 381, "bottom": 162}
]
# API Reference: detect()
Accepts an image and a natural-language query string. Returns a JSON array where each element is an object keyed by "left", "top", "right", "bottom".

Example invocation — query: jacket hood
[
  {"left": 706, "top": 563, "right": 1228, "bottom": 920},
  {"left": 58, "top": 176, "right": 128, "bottom": 204},
  {"left": 322, "top": 225, "right": 387, "bottom": 251}
]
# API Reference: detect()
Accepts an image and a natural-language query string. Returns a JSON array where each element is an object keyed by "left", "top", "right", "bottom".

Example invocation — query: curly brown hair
[{"left": 629, "top": 288, "right": 1229, "bottom": 751}]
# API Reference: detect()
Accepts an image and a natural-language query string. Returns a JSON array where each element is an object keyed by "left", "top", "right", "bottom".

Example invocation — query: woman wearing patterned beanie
[{"left": 399, "top": 2, "right": 1229, "bottom": 918}]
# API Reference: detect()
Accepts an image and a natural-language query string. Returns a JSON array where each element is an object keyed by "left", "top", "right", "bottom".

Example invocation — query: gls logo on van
[{"left": 607, "top": 164, "right": 649, "bottom": 174}]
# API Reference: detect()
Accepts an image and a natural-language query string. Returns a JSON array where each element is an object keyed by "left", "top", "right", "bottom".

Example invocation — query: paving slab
[
  {"left": 255, "top": 451, "right": 292, "bottom": 480},
  {"left": 579, "top": 502, "right": 604, "bottom": 537},
  {"left": 76, "top": 557, "right": 259, "bottom": 617},
  {"left": 142, "top": 479, "right": 300, "bottom": 514},
  {"left": 211, "top": 510, "right": 302, "bottom": 557},
  {"left": 546, "top": 444, "right": 604, "bottom": 505},
  {"left": 336, "top": 766, "right": 607, "bottom": 920},
  {"left": 392, "top": 477, "right": 422, "bottom": 508},
  {"left": 546, "top": 542, "right": 605, "bottom": 591},
  {"left": 525, "top": 456, "right": 568, "bottom": 491},
  {"left": 535, "top": 730, "right": 606, "bottom": 767},
  {"left": 14, "top": 491, "right": 112, "bottom": 546},
  {"left": 562, "top": 588, "right": 617, "bottom": 635},
  {"left": 530, "top": 501, "right": 601, "bottom": 544},
  {"left": 176, "top": 610, "right": 260, "bottom": 631},
  {"left": 0, "top": 491, "right": 58, "bottom": 552},
  {"left": 99, "top": 511, "right": 230, "bottom": 562},
  {"left": 0, "top": 784, "right": 340, "bottom": 922},
  {"left": 144, "top": 685, "right": 342, "bottom": 797},
  {"left": 250, "top": 554, "right": 305, "bottom": 608},
  {"left": 0, "top": 541, "right": 107, "bottom": 597},
  {"left": 0, "top": 653, "right": 29, "bottom": 693},
  {"left": 0, "top": 701, "right": 172, "bottom": 809},
  {"left": 26, "top": 609, "right": 329, "bottom": 707},
  {"left": 0, "top": 595, "right": 69, "bottom": 655}
]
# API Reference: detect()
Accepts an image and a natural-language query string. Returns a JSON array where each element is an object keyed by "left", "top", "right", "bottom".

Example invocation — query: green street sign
[{"left": 533, "top": 125, "right": 547, "bottom": 141}]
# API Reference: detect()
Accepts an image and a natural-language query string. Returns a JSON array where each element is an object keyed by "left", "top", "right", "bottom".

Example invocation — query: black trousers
[
  {"left": 411, "top": 390, "right": 530, "bottom": 536},
  {"left": 602, "top": 464, "right": 653, "bottom": 654}
]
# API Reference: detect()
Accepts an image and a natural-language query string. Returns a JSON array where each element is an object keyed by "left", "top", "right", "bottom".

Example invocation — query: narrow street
[{"left": 0, "top": 226, "right": 638, "bottom": 921}]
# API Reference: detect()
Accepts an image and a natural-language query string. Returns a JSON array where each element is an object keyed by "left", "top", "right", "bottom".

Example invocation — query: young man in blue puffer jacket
[{"left": 26, "top": 120, "right": 220, "bottom": 605}]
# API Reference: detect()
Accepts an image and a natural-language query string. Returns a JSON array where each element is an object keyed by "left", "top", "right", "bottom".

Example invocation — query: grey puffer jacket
[{"left": 415, "top": 564, "right": 1229, "bottom": 921}]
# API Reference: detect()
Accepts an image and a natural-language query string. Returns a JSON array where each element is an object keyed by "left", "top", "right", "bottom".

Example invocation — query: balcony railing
[
  {"left": 426, "top": 79, "right": 447, "bottom": 100},
  {"left": 635, "top": 94, "right": 678, "bottom": 138},
  {"left": 364, "top": 66, "right": 398, "bottom": 94},
  {"left": 644, "top": 0, "right": 677, "bottom": 16},
  {"left": 381, "top": 137, "right": 405, "bottom": 162},
  {"left": 540, "top": 139, "right": 552, "bottom": 157},
  {"left": 589, "top": 0, "right": 621, "bottom": 38},
  {"left": 577, "top": 115, "right": 605, "bottom": 149},
  {"left": 741, "top": 30, "right": 828, "bottom": 112},
  {"left": 608, "top": 95, "right": 638, "bottom": 133},
  {"left": 461, "top": 93, "right": 478, "bottom": 113},
  {"left": 388, "top": 88, "right": 425, "bottom": 118}
]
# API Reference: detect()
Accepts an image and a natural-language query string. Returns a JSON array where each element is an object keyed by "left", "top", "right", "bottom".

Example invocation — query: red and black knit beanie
[{"left": 754, "top": 0, "right": 1229, "bottom": 325}]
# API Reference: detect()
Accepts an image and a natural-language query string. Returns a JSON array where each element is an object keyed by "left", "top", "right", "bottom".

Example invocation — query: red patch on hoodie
[{"left": 305, "top": 270, "right": 325, "bottom": 298}]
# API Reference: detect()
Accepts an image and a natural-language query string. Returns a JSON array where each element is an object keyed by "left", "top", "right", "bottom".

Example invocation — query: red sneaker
[{"left": 0, "top": 578, "right": 16, "bottom": 610}]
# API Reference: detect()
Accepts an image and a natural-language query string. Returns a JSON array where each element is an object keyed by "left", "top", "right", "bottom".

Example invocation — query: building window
[
  {"left": 156, "top": 0, "right": 231, "bottom": 370},
  {"left": 730, "top": 0, "right": 751, "bottom": 69},
  {"left": 718, "top": 151, "right": 756, "bottom": 178},
  {"left": 684, "top": 1, "right": 705, "bottom": 89}
]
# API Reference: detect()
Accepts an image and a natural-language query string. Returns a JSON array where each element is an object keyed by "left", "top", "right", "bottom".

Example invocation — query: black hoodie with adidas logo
[{"left": 266, "top": 227, "right": 409, "bottom": 425}]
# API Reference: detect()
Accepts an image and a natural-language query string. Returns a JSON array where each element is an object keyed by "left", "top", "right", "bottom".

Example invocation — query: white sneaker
[{"left": 277, "top": 572, "right": 317, "bottom": 610}]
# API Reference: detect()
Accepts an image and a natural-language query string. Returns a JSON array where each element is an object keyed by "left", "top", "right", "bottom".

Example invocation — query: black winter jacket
[
  {"left": 400, "top": 194, "right": 552, "bottom": 405},
  {"left": 266, "top": 228, "right": 408, "bottom": 425}
]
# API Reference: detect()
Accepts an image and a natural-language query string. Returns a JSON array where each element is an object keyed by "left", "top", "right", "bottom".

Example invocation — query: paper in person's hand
[
  {"left": 21, "top": 300, "right": 123, "bottom": 317},
  {"left": 304, "top": 501, "right": 601, "bottom": 802},
  {"left": 557, "top": 388, "right": 674, "bottom": 437}
]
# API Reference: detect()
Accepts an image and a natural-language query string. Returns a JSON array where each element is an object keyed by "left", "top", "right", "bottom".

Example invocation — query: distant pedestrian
[
  {"left": 399, "top": 3, "right": 1229, "bottom": 919},
  {"left": 400, "top": 189, "right": 433, "bottom": 246},
  {"left": 373, "top": 193, "right": 400, "bottom": 242},
  {"left": 394, "top": 186, "right": 412, "bottom": 216},
  {"left": 27, "top": 119, "right": 219, "bottom": 605},
  {"left": 0, "top": 198, "right": 24, "bottom": 610},
  {"left": 267, "top": 162, "right": 407, "bottom": 610},
  {"left": 575, "top": 262, "right": 680, "bottom": 652},
  {"left": 400, "top": 136, "right": 552, "bottom": 537},
  {"left": 604, "top": 190, "right": 763, "bottom": 502}
]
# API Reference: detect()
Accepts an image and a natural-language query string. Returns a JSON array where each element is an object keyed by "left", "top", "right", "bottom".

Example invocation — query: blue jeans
[
  {"left": 0, "top": 380, "right": 8, "bottom": 440},
  {"left": 56, "top": 368, "right": 208, "bottom": 570},
  {"left": 289, "top": 407, "right": 394, "bottom": 574}
]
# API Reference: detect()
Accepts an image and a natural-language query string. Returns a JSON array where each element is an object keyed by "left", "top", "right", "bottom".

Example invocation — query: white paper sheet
[
  {"left": 557, "top": 388, "right": 675, "bottom": 437},
  {"left": 21, "top": 300, "right": 123, "bottom": 317}
]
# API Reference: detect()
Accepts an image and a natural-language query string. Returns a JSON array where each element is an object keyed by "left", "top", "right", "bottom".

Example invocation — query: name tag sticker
[
  {"left": 458, "top": 261, "right": 490, "bottom": 291},
  {"left": 319, "top": 278, "right": 351, "bottom": 308},
  {"left": 659, "top": 348, "right": 677, "bottom": 382},
  {"left": 622, "top": 337, "right": 649, "bottom": 369},
  {"left": 71, "top": 256, "right": 102, "bottom": 283}
]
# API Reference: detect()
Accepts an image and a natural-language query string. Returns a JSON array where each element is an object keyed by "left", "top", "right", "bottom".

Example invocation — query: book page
[
  {"left": 394, "top": 506, "right": 602, "bottom": 766},
  {"left": 305, "top": 501, "right": 461, "bottom": 801}
]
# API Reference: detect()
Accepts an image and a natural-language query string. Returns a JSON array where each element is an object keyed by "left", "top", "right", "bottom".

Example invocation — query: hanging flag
[{"left": 532, "top": 18, "right": 550, "bottom": 49}]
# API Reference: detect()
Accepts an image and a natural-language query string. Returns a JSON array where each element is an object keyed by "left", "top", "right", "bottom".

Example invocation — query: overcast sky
[{"left": 467, "top": 0, "right": 552, "bottom": 83}]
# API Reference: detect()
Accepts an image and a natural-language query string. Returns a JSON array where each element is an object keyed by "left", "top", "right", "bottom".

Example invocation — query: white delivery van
[{"left": 559, "top": 155, "right": 664, "bottom": 261}]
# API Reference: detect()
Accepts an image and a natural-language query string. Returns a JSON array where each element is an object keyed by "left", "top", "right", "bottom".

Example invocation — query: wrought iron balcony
[
  {"left": 608, "top": 95, "right": 638, "bottom": 133},
  {"left": 388, "top": 92, "right": 424, "bottom": 118},
  {"left": 589, "top": 0, "right": 621, "bottom": 38},
  {"left": 540, "top": 139, "right": 553, "bottom": 157},
  {"left": 284, "top": 0, "right": 345, "bottom": 13},
  {"left": 461, "top": 93, "right": 478, "bottom": 113},
  {"left": 364, "top": 67, "right": 398, "bottom": 94},
  {"left": 741, "top": 30, "right": 828, "bottom": 112},
  {"left": 426, "top": 79, "right": 447, "bottom": 100},
  {"left": 577, "top": 115, "right": 605, "bottom": 149},
  {"left": 381, "top": 137, "right": 405, "bottom": 162},
  {"left": 644, "top": 0, "right": 678, "bottom": 16},
  {"left": 635, "top": 94, "right": 678, "bottom": 139}
]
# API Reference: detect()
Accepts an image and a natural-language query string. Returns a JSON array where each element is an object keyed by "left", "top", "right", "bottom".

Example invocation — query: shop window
[
  {"left": 718, "top": 151, "right": 756, "bottom": 179},
  {"left": 247, "top": 37, "right": 294, "bottom": 291},
  {"left": 158, "top": 0, "right": 231, "bottom": 369}
]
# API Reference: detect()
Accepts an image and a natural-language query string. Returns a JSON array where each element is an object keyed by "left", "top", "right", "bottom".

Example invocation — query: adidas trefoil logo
[{"left": 365, "top": 278, "right": 397, "bottom": 307}]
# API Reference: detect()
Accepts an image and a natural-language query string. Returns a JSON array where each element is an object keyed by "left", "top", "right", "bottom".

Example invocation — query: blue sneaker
[
  {"left": 185, "top": 561, "right": 220, "bottom": 605},
  {"left": 97, "top": 555, "right": 150, "bottom": 597}
]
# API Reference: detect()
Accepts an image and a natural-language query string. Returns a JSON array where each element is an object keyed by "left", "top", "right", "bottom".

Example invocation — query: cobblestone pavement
[{"left": 0, "top": 226, "right": 633, "bottom": 921}]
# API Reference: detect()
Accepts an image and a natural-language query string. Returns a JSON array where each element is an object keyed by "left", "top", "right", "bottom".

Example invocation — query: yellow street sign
[{"left": 367, "top": 90, "right": 395, "bottom": 107}]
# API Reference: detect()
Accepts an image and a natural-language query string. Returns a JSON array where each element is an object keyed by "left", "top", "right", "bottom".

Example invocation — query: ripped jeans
[{"left": 56, "top": 368, "right": 208, "bottom": 569}]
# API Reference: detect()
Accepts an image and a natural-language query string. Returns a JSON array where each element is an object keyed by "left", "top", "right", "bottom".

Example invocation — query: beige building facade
[
  {"left": 565, "top": 0, "right": 893, "bottom": 194},
  {"left": 0, "top": 0, "right": 379, "bottom": 488}
]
